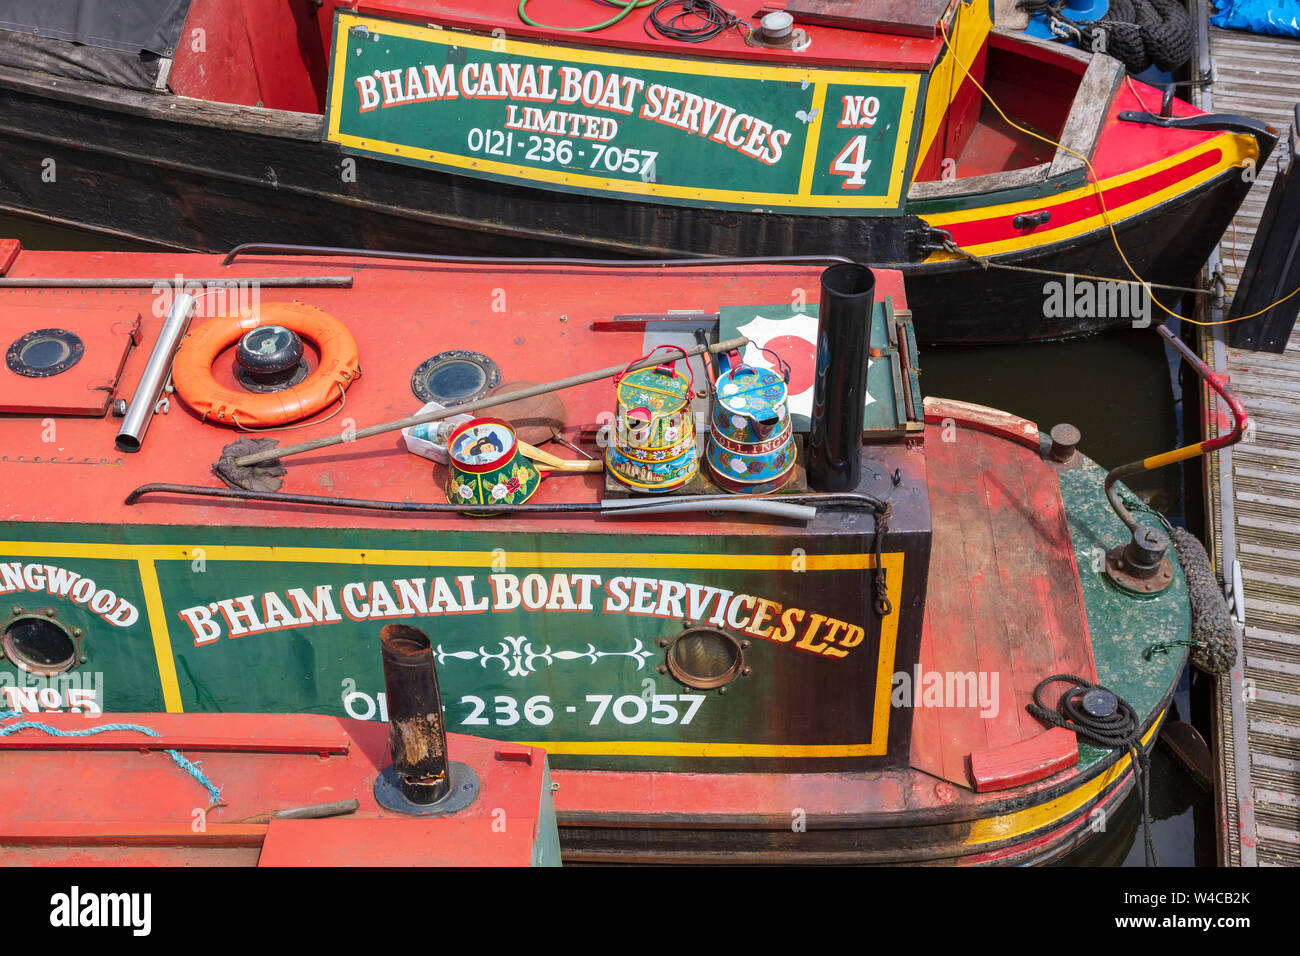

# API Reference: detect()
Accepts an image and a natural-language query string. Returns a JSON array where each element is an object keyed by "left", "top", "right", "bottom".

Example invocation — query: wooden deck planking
[
  {"left": 1010, "top": 435, "right": 1098, "bottom": 682},
  {"left": 976, "top": 430, "right": 1063, "bottom": 744},
  {"left": 1201, "top": 18, "right": 1300, "bottom": 868},
  {"left": 919, "top": 426, "right": 1008, "bottom": 785},
  {"left": 913, "top": 425, "right": 1094, "bottom": 788}
]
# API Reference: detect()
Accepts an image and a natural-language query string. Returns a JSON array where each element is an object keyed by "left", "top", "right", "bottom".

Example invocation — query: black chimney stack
[
  {"left": 806, "top": 263, "right": 875, "bottom": 492},
  {"left": 373, "top": 622, "right": 481, "bottom": 815},
  {"left": 380, "top": 622, "right": 451, "bottom": 804}
]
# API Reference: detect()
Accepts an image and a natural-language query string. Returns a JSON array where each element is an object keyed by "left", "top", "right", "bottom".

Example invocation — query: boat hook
[{"left": 1102, "top": 323, "right": 1247, "bottom": 591}]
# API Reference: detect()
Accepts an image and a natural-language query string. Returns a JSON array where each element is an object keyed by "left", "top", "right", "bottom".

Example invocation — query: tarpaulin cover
[
  {"left": 0, "top": 0, "right": 193, "bottom": 90},
  {"left": 1210, "top": 0, "right": 1300, "bottom": 37},
  {"left": 0, "top": 0, "right": 192, "bottom": 55}
]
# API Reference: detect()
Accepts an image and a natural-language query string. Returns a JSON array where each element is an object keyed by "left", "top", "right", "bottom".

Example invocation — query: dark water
[{"left": 0, "top": 211, "right": 1214, "bottom": 866}]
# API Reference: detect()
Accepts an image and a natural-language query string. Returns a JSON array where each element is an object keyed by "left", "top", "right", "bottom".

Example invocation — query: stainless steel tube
[{"left": 115, "top": 293, "right": 197, "bottom": 453}]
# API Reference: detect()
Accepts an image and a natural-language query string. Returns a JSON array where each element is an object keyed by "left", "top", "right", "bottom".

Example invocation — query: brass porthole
[
  {"left": 2, "top": 607, "right": 81, "bottom": 676},
  {"left": 664, "top": 627, "right": 744, "bottom": 690}
]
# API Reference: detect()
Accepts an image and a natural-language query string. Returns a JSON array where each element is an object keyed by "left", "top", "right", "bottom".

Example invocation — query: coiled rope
[
  {"left": 644, "top": 0, "right": 746, "bottom": 42},
  {"left": 1027, "top": 676, "right": 1158, "bottom": 866},
  {"left": 1015, "top": 0, "right": 1193, "bottom": 73},
  {"left": 873, "top": 505, "right": 893, "bottom": 616},
  {"left": 0, "top": 711, "right": 222, "bottom": 804},
  {"left": 1119, "top": 496, "right": 1237, "bottom": 675}
]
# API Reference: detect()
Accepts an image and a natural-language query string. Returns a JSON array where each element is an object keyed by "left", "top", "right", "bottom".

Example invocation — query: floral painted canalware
[
  {"left": 706, "top": 364, "right": 796, "bottom": 494},
  {"left": 705, "top": 432, "right": 797, "bottom": 494},
  {"left": 609, "top": 345, "right": 699, "bottom": 492},
  {"left": 613, "top": 345, "right": 695, "bottom": 453},
  {"left": 606, "top": 441, "right": 699, "bottom": 492},
  {"left": 710, "top": 365, "right": 790, "bottom": 445},
  {"left": 444, "top": 417, "right": 541, "bottom": 514}
]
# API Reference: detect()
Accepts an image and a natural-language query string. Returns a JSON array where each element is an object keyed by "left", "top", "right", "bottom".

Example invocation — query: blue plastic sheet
[{"left": 1210, "top": 0, "right": 1300, "bottom": 37}]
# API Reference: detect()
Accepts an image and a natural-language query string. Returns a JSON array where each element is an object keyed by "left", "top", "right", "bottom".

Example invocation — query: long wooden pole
[{"left": 234, "top": 336, "right": 748, "bottom": 467}]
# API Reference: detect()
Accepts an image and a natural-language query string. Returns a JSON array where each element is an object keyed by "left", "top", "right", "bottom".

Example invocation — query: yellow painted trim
[
  {"left": 798, "top": 83, "right": 829, "bottom": 196},
  {"left": 920, "top": 133, "right": 1255, "bottom": 259},
  {"left": 0, "top": 542, "right": 884, "bottom": 571},
  {"left": 913, "top": 0, "right": 992, "bottom": 180},
  {"left": 872, "top": 551, "right": 905, "bottom": 738},
  {"left": 137, "top": 559, "right": 183, "bottom": 714},
  {"left": 963, "top": 708, "right": 1166, "bottom": 845},
  {"left": 328, "top": 12, "right": 919, "bottom": 209},
  {"left": 517, "top": 740, "right": 880, "bottom": 757},
  {"left": 1143, "top": 444, "right": 1202, "bottom": 471}
]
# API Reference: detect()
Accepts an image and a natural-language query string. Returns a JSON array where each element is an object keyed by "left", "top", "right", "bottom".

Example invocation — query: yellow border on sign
[
  {"left": 327, "top": 12, "right": 920, "bottom": 210},
  {"left": 0, "top": 542, "right": 903, "bottom": 757}
]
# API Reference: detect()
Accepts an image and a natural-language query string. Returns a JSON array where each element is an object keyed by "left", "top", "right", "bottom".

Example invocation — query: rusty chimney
[
  {"left": 379, "top": 623, "right": 451, "bottom": 805},
  {"left": 807, "top": 263, "right": 875, "bottom": 492}
]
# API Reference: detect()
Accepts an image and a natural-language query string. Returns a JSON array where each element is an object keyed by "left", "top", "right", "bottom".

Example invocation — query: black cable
[
  {"left": 1028, "top": 675, "right": 1159, "bottom": 866},
  {"left": 644, "top": 0, "right": 743, "bottom": 43}
]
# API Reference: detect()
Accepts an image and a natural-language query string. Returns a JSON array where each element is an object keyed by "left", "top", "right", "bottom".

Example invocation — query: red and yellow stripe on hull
[
  {"left": 919, "top": 131, "right": 1260, "bottom": 261},
  {"left": 553, "top": 707, "right": 1169, "bottom": 864}
]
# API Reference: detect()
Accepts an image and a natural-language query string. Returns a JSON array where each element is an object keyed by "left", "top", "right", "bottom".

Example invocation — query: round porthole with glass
[
  {"left": 6, "top": 329, "right": 84, "bottom": 378},
  {"left": 2, "top": 607, "right": 83, "bottom": 676},
  {"left": 663, "top": 626, "right": 745, "bottom": 690},
  {"left": 411, "top": 350, "right": 501, "bottom": 406}
]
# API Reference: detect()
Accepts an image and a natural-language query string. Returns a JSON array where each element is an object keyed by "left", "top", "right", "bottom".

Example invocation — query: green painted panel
[
  {"left": 0, "top": 554, "right": 166, "bottom": 713},
  {"left": 325, "top": 12, "right": 921, "bottom": 214},
  {"left": 0, "top": 522, "right": 906, "bottom": 773}
]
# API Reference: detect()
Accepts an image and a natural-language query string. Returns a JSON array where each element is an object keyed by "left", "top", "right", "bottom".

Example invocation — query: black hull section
[
  {"left": 0, "top": 75, "right": 1251, "bottom": 342},
  {"left": 903, "top": 168, "right": 1255, "bottom": 343}
]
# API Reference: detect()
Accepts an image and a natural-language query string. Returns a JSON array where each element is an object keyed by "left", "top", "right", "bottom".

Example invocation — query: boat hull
[
  {"left": 0, "top": 66, "right": 1263, "bottom": 342},
  {"left": 0, "top": 447, "right": 1188, "bottom": 865},
  {"left": 553, "top": 699, "right": 1173, "bottom": 865}
]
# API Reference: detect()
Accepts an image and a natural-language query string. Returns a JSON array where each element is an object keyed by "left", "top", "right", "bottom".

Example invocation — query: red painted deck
[
  {"left": 0, "top": 249, "right": 903, "bottom": 537},
  {"left": 0, "top": 713, "right": 547, "bottom": 866},
  {"left": 911, "top": 422, "right": 1096, "bottom": 790}
]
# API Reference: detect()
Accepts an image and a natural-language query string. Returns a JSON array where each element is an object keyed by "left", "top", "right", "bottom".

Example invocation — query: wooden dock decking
[{"left": 1197, "top": 16, "right": 1300, "bottom": 867}]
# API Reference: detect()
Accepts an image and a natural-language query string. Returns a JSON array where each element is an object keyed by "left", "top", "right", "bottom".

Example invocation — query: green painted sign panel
[
  {"left": 0, "top": 527, "right": 915, "bottom": 773},
  {"left": 325, "top": 13, "right": 921, "bottom": 214}
]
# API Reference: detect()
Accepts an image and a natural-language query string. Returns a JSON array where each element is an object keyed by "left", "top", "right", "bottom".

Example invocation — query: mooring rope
[
  {"left": 940, "top": 239, "right": 1207, "bottom": 296},
  {"left": 0, "top": 711, "right": 223, "bottom": 804},
  {"left": 1027, "top": 675, "right": 1159, "bottom": 866},
  {"left": 873, "top": 504, "right": 893, "bottom": 616}
]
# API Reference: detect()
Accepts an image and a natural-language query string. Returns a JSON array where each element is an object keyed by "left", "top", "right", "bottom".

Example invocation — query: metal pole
[
  {"left": 807, "top": 263, "right": 875, "bottom": 492},
  {"left": 0, "top": 276, "right": 353, "bottom": 288},
  {"left": 234, "top": 335, "right": 750, "bottom": 468},
  {"left": 115, "top": 293, "right": 196, "bottom": 453}
]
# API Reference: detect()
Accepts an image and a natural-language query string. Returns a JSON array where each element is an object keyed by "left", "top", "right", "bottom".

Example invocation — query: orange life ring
[{"left": 172, "top": 302, "right": 361, "bottom": 428}]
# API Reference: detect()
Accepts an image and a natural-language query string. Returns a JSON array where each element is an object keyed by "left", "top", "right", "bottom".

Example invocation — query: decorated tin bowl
[
  {"left": 711, "top": 365, "right": 789, "bottom": 445},
  {"left": 708, "top": 418, "right": 792, "bottom": 457},
  {"left": 613, "top": 415, "right": 697, "bottom": 463},
  {"left": 705, "top": 433, "right": 797, "bottom": 492},
  {"left": 444, "top": 418, "right": 541, "bottom": 513},
  {"left": 606, "top": 441, "right": 698, "bottom": 494}
]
